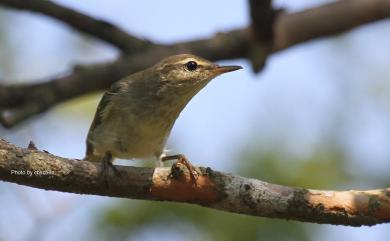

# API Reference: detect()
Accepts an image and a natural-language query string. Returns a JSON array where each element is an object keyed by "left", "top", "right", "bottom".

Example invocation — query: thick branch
[
  {"left": 0, "top": 0, "right": 155, "bottom": 52},
  {"left": 0, "top": 139, "right": 389, "bottom": 226},
  {"left": 2, "top": 0, "right": 390, "bottom": 127}
]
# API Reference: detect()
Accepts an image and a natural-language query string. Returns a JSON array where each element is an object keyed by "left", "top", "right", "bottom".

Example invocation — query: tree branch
[
  {"left": 0, "top": 139, "right": 389, "bottom": 226},
  {"left": 0, "top": 0, "right": 156, "bottom": 53},
  {"left": 0, "top": 29, "right": 249, "bottom": 127},
  {"left": 248, "top": 0, "right": 276, "bottom": 72},
  {"left": 1, "top": 0, "right": 390, "bottom": 127},
  {"left": 273, "top": 0, "right": 390, "bottom": 50}
]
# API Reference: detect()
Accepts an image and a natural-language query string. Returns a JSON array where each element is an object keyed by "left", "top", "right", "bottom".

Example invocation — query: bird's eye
[{"left": 185, "top": 61, "right": 198, "bottom": 71}]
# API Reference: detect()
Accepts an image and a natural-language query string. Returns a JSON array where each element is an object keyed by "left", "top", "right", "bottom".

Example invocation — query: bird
[{"left": 84, "top": 54, "right": 242, "bottom": 182}]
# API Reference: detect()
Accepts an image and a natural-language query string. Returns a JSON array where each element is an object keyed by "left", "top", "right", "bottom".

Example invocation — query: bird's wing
[
  {"left": 85, "top": 81, "right": 123, "bottom": 157},
  {"left": 85, "top": 70, "right": 151, "bottom": 157}
]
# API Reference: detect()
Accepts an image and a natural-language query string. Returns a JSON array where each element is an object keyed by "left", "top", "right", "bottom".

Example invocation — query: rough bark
[
  {"left": 1, "top": 0, "right": 390, "bottom": 127},
  {"left": 1, "top": 139, "right": 389, "bottom": 227}
]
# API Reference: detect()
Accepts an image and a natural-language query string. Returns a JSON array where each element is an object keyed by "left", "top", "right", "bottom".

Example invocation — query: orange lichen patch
[
  {"left": 306, "top": 189, "right": 390, "bottom": 220},
  {"left": 150, "top": 168, "right": 220, "bottom": 205}
]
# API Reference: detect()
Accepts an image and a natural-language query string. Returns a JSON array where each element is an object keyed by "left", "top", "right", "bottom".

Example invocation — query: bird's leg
[
  {"left": 155, "top": 154, "right": 165, "bottom": 167},
  {"left": 101, "top": 154, "right": 109, "bottom": 185},
  {"left": 161, "top": 154, "right": 199, "bottom": 182},
  {"left": 101, "top": 152, "right": 121, "bottom": 186}
]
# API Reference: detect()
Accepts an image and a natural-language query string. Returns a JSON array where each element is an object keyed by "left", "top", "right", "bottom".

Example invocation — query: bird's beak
[{"left": 214, "top": 65, "right": 243, "bottom": 74}]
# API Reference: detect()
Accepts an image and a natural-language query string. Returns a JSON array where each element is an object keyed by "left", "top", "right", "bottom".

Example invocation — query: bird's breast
[
  {"left": 90, "top": 89, "right": 190, "bottom": 160},
  {"left": 110, "top": 104, "right": 179, "bottom": 158}
]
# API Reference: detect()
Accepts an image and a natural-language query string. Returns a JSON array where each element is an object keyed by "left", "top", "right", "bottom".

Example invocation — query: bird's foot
[
  {"left": 161, "top": 154, "right": 199, "bottom": 184},
  {"left": 100, "top": 153, "right": 121, "bottom": 187},
  {"left": 27, "top": 141, "right": 38, "bottom": 150}
]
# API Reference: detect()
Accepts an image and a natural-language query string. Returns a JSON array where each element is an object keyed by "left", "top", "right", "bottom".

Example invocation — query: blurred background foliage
[{"left": 1, "top": 0, "right": 390, "bottom": 241}]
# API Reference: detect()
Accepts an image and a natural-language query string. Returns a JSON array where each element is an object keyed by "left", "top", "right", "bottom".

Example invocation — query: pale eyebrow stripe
[
  {"left": 178, "top": 59, "right": 209, "bottom": 66},
  {"left": 178, "top": 58, "right": 196, "bottom": 64}
]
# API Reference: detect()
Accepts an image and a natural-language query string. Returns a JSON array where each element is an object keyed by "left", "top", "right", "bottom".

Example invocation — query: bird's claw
[{"left": 162, "top": 154, "right": 199, "bottom": 185}]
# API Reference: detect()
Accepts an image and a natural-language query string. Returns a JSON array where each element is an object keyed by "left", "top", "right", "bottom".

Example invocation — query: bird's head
[{"left": 154, "top": 54, "right": 242, "bottom": 89}]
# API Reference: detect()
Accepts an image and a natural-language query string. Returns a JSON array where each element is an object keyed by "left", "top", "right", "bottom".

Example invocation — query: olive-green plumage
[{"left": 85, "top": 54, "right": 241, "bottom": 165}]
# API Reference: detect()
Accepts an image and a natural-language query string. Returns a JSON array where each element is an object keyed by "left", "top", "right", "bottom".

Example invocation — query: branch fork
[{"left": 1, "top": 0, "right": 390, "bottom": 127}]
